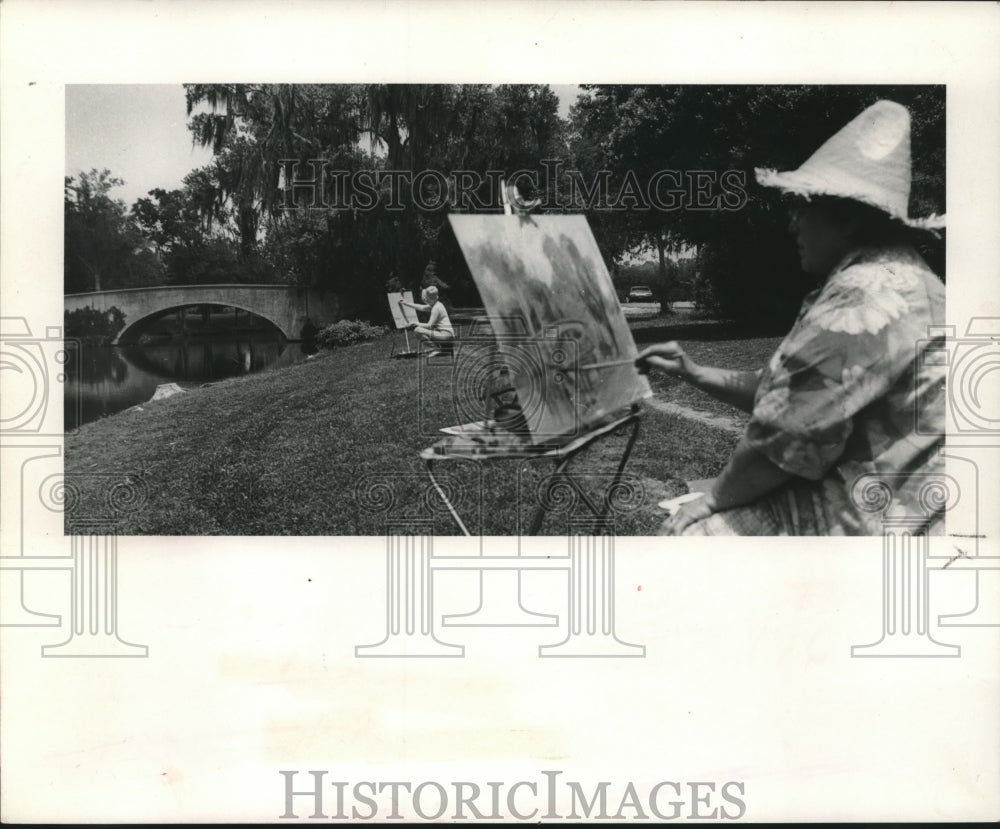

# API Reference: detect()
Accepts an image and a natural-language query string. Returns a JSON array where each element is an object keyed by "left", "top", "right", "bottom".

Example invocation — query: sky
[
  {"left": 65, "top": 85, "right": 215, "bottom": 208},
  {"left": 65, "top": 84, "right": 584, "bottom": 209}
]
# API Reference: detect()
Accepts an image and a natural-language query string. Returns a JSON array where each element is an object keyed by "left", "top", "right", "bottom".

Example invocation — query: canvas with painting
[
  {"left": 448, "top": 214, "right": 652, "bottom": 444},
  {"left": 387, "top": 291, "right": 418, "bottom": 328}
]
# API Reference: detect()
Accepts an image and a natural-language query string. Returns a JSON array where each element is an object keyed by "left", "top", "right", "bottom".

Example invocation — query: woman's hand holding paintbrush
[
  {"left": 634, "top": 341, "right": 696, "bottom": 379},
  {"left": 636, "top": 342, "right": 762, "bottom": 414},
  {"left": 582, "top": 341, "right": 697, "bottom": 380}
]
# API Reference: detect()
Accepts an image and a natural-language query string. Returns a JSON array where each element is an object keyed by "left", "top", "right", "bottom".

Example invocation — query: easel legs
[
  {"left": 527, "top": 416, "right": 641, "bottom": 535},
  {"left": 390, "top": 329, "right": 419, "bottom": 359},
  {"left": 424, "top": 457, "right": 559, "bottom": 627}
]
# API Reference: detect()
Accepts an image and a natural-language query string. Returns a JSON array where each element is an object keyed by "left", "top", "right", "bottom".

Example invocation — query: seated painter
[
  {"left": 400, "top": 286, "right": 455, "bottom": 357},
  {"left": 636, "top": 100, "right": 946, "bottom": 536}
]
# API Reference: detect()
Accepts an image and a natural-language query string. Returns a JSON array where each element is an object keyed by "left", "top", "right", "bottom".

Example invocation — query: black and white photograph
[
  {"left": 2, "top": 1, "right": 998, "bottom": 824},
  {"left": 61, "top": 83, "right": 948, "bottom": 538}
]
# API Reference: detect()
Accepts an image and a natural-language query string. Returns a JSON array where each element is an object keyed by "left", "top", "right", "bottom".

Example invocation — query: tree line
[{"left": 65, "top": 84, "right": 944, "bottom": 329}]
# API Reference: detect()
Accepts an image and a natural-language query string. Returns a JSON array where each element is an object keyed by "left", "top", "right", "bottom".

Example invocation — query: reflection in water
[{"left": 65, "top": 334, "right": 310, "bottom": 430}]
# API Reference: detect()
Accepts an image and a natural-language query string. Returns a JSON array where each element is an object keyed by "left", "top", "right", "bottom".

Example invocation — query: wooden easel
[
  {"left": 393, "top": 322, "right": 419, "bottom": 359},
  {"left": 422, "top": 405, "right": 643, "bottom": 537},
  {"left": 414, "top": 405, "right": 644, "bottom": 633},
  {"left": 421, "top": 196, "right": 650, "bottom": 629},
  {"left": 387, "top": 291, "right": 419, "bottom": 359}
]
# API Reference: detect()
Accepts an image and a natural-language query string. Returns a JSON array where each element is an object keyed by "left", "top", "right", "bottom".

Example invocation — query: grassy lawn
[{"left": 64, "top": 313, "right": 782, "bottom": 536}]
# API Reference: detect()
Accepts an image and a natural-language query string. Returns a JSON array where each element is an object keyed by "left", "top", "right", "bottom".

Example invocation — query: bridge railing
[{"left": 65, "top": 283, "right": 312, "bottom": 298}]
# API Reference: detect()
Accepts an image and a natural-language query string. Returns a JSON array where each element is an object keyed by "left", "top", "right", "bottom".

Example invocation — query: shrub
[
  {"left": 316, "top": 319, "right": 389, "bottom": 348},
  {"left": 694, "top": 228, "right": 810, "bottom": 334},
  {"left": 64, "top": 305, "right": 126, "bottom": 345}
]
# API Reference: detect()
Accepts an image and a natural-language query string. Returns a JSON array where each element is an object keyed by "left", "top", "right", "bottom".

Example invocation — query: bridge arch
[
  {"left": 116, "top": 301, "right": 288, "bottom": 344},
  {"left": 64, "top": 284, "right": 342, "bottom": 345}
]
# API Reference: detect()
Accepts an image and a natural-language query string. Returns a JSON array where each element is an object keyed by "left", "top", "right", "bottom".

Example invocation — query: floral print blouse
[{"left": 744, "top": 243, "right": 947, "bottom": 535}]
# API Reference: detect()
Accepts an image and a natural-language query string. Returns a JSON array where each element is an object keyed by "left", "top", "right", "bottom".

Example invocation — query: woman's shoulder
[
  {"left": 831, "top": 243, "right": 937, "bottom": 290},
  {"left": 807, "top": 244, "right": 940, "bottom": 337}
]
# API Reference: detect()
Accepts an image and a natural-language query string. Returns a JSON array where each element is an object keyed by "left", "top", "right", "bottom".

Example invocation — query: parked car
[{"left": 625, "top": 285, "right": 654, "bottom": 303}]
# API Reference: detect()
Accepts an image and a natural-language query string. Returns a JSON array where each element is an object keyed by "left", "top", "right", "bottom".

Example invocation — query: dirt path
[{"left": 643, "top": 398, "right": 744, "bottom": 436}]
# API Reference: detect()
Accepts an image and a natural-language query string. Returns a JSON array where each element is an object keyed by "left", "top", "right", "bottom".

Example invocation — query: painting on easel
[
  {"left": 387, "top": 291, "right": 418, "bottom": 328},
  {"left": 448, "top": 214, "right": 652, "bottom": 443},
  {"left": 387, "top": 291, "right": 420, "bottom": 358}
]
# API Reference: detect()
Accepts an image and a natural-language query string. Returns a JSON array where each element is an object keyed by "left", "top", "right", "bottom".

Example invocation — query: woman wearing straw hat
[{"left": 637, "top": 100, "right": 946, "bottom": 535}]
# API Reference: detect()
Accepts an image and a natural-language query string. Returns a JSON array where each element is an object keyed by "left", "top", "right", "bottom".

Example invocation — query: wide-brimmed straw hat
[{"left": 755, "top": 99, "right": 945, "bottom": 230}]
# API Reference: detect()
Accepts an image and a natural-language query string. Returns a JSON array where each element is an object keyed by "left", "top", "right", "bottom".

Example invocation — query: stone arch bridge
[{"left": 65, "top": 284, "right": 341, "bottom": 344}]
